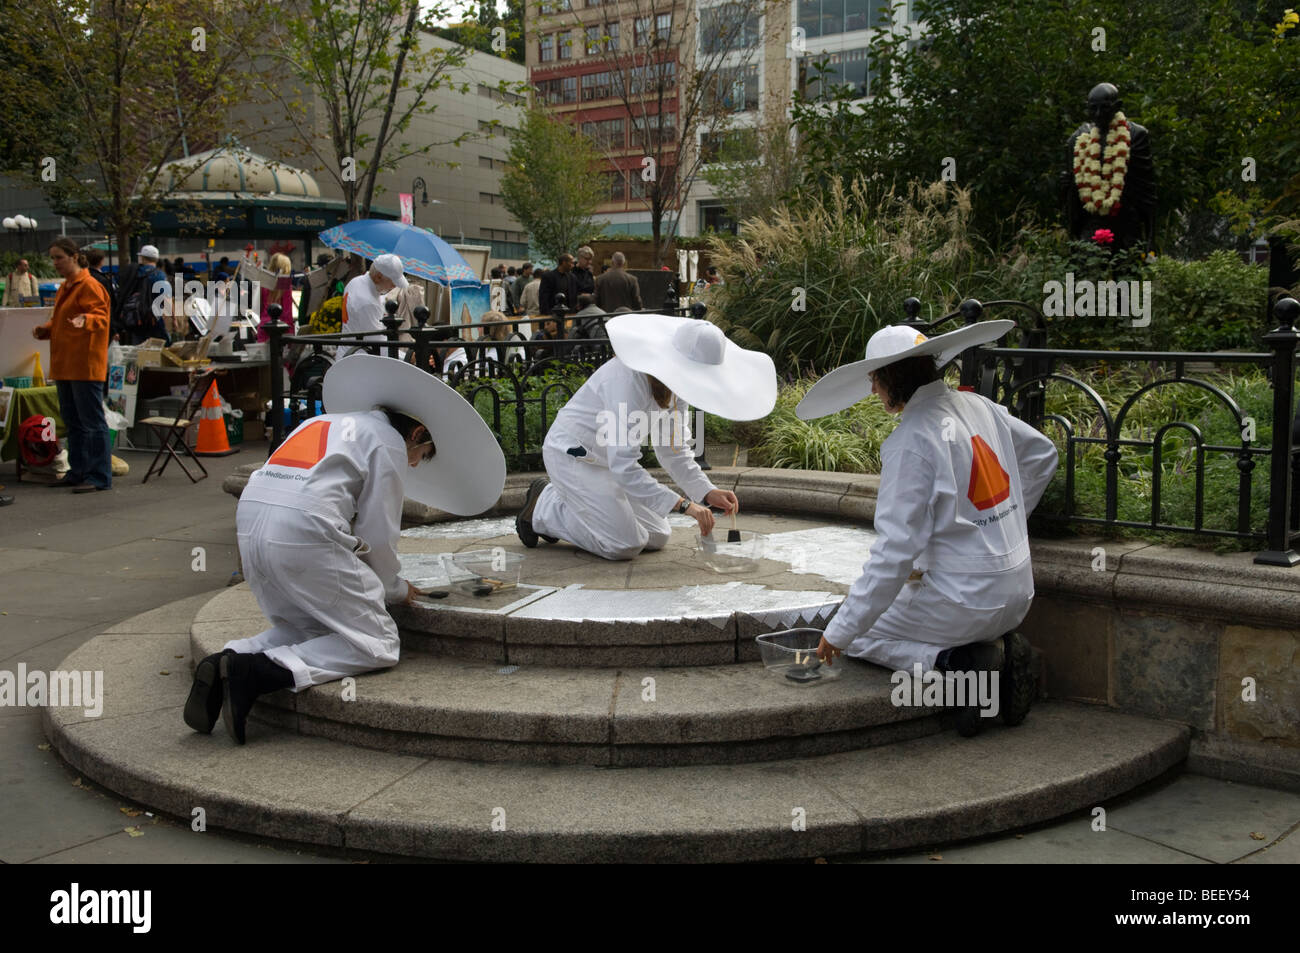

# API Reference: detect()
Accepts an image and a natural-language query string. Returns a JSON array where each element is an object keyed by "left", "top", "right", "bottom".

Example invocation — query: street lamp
[
  {"left": 3, "top": 214, "right": 37, "bottom": 253},
  {"left": 426, "top": 198, "right": 464, "bottom": 245}
]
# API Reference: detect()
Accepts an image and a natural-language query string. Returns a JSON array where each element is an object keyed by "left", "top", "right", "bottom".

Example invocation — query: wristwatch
[{"left": 676, "top": 497, "right": 691, "bottom": 515}]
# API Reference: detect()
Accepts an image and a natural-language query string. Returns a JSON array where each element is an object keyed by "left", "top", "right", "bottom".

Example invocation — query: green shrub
[
  {"left": 459, "top": 365, "right": 592, "bottom": 471},
  {"left": 705, "top": 178, "right": 1006, "bottom": 376},
  {"left": 993, "top": 228, "right": 1269, "bottom": 352},
  {"left": 751, "top": 378, "right": 898, "bottom": 473}
]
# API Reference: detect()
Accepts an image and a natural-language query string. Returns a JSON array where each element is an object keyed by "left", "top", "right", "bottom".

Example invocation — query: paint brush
[{"left": 727, "top": 509, "right": 741, "bottom": 543}]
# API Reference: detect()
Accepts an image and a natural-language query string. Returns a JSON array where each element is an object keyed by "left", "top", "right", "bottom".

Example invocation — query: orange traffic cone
[{"left": 194, "top": 380, "right": 238, "bottom": 457}]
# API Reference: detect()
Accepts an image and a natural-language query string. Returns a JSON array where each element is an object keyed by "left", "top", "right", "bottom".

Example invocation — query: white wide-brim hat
[
  {"left": 605, "top": 313, "right": 777, "bottom": 421},
  {"left": 322, "top": 354, "right": 505, "bottom": 514},
  {"left": 796, "top": 320, "right": 1016, "bottom": 420}
]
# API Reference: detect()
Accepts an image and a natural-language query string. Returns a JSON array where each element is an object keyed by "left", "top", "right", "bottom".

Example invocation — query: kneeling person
[
  {"left": 185, "top": 353, "right": 505, "bottom": 744},
  {"left": 517, "top": 314, "right": 776, "bottom": 560}
]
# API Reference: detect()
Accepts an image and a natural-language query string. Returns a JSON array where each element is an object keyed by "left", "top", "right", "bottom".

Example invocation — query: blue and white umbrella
[{"left": 318, "top": 219, "right": 481, "bottom": 287}]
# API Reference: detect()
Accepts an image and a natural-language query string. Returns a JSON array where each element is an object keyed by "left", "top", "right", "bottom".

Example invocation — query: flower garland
[{"left": 1073, "top": 112, "right": 1131, "bottom": 216}]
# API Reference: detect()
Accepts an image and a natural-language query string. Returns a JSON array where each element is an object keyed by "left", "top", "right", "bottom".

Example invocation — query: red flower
[{"left": 1092, "top": 229, "right": 1115, "bottom": 245}]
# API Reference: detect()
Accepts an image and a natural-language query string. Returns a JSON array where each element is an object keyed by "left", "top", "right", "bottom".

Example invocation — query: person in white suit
[
  {"left": 184, "top": 353, "right": 505, "bottom": 744},
  {"left": 516, "top": 314, "right": 777, "bottom": 560},
  {"left": 802, "top": 322, "right": 1059, "bottom": 735}
]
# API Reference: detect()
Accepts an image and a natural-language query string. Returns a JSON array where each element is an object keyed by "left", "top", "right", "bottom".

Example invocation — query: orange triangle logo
[
  {"left": 967, "top": 435, "right": 1010, "bottom": 511},
  {"left": 268, "top": 419, "right": 331, "bottom": 470}
]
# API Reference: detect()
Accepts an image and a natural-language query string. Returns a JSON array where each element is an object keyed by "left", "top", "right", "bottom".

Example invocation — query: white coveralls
[
  {"left": 226, "top": 411, "right": 408, "bottom": 690},
  {"left": 340, "top": 273, "right": 385, "bottom": 358},
  {"left": 531, "top": 358, "right": 716, "bottom": 560},
  {"left": 822, "top": 379, "right": 1059, "bottom": 672}
]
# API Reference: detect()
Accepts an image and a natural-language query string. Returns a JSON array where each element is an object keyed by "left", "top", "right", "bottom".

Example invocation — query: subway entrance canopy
[{"left": 67, "top": 142, "right": 396, "bottom": 248}]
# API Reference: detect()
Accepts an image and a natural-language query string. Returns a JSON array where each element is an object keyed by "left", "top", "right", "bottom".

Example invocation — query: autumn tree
[
  {"left": 499, "top": 103, "right": 607, "bottom": 261},
  {"left": 249, "top": 0, "right": 523, "bottom": 220},
  {"left": 3, "top": 0, "right": 267, "bottom": 257}
]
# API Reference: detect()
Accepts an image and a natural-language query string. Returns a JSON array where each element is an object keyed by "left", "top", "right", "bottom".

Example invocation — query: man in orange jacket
[{"left": 31, "top": 238, "right": 113, "bottom": 492}]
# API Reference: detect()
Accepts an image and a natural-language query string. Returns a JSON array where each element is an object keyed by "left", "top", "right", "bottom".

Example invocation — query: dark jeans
[{"left": 55, "top": 379, "right": 112, "bottom": 489}]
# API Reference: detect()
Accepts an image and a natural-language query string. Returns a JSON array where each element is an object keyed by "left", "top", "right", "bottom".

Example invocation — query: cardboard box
[{"left": 136, "top": 348, "right": 164, "bottom": 367}]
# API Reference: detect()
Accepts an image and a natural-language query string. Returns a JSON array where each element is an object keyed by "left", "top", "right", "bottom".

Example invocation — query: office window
[
  {"left": 634, "top": 16, "right": 650, "bottom": 46},
  {"left": 656, "top": 12, "right": 671, "bottom": 41},
  {"left": 798, "top": 0, "right": 820, "bottom": 39},
  {"left": 803, "top": 47, "right": 871, "bottom": 100},
  {"left": 606, "top": 21, "right": 619, "bottom": 50},
  {"left": 714, "top": 64, "right": 759, "bottom": 112},
  {"left": 586, "top": 25, "right": 602, "bottom": 54},
  {"left": 583, "top": 117, "right": 624, "bottom": 149},
  {"left": 562, "top": 75, "right": 577, "bottom": 102},
  {"left": 479, "top": 155, "right": 494, "bottom": 169},
  {"left": 582, "top": 71, "right": 613, "bottom": 101},
  {"left": 700, "top": 4, "right": 760, "bottom": 52},
  {"left": 606, "top": 170, "right": 625, "bottom": 202},
  {"left": 539, "top": 34, "right": 554, "bottom": 61},
  {"left": 632, "top": 112, "right": 675, "bottom": 147},
  {"left": 558, "top": 31, "right": 573, "bottom": 59}
]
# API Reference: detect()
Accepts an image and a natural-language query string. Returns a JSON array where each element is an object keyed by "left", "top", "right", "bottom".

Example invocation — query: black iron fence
[
  {"left": 263, "top": 275, "right": 1300, "bottom": 565},
  {"left": 266, "top": 285, "right": 713, "bottom": 472},
  {"left": 904, "top": 295, "right": 1300, "bottom": 566}
]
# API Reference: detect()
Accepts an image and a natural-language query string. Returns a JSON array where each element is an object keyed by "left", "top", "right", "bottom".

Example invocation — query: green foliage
[
  {"left": 705, "top": 177, "right": 1003, "bottom": 375},
  {"left": 751, "top": 378, "right": 899, "bottom": 473},
  {"left": 500, "top": 105, "right": 608, "bottom": 263},
  {"left": 750, "top": 367, "right": 1275, "bottom": 549},
  {"left": 793, "top": 0, "right": 1298, "bottom": 253},
  {"left": 699, "top": 110, "right": 803, "bottom": 227},
  {"left": 432, "top": 0, "right": 525, "bottom": 63},
  {"left": 459, "top": 365, "right": 591, "bottom": 470},
  {"left": 0, "top": 252, "right": 57, "bottom": 279},
  {"left": 1034, "top": 364, "right": 1275, "bottom": 547},
  {"left": 994, "top": 229, "right": 1269, "bottom": 350},
  {"left": 7, "top": 0, "right": 266, "bottom": 255},
  {"left": 263, "top": 0, "right": 488, "bottom": 220}
]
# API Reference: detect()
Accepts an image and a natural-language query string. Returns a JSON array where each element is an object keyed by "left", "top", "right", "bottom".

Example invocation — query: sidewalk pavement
[{"left": 1, "top": 440, "right": 1297, "bottom": 864}]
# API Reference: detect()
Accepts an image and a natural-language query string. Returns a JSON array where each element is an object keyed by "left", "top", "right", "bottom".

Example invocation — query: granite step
[
  {"left": 192, "top": 623, "right": 946, "bottom": 767},
  {"left": 44, "top": 620, "right": 1187, "bottom": 862}
]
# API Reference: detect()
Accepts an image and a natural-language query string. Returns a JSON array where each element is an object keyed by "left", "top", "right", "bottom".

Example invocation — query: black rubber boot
[
  {"left": 183, "top": 649, "right": 234, "bottom": 734},
  {"left": 939, "top": 639, "right": 1004, "bottom": 738},
  {"left": 516, "top": 478, "right": 555, "bottom": 547},
  {"left": 220, "top": 652, "right": 294, "bottom": 745},
  {"left": 1000, "top": 631, "right": 1035, "bottom": 727}
]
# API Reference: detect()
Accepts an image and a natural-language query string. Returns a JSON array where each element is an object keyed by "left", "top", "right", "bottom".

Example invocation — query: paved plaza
[{"left": 1, "top": 440, "right": 1298, "bottom": 863}]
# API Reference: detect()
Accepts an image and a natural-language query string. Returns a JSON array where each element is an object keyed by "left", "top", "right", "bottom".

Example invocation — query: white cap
[
  {"left": 139, "top": 244, "right": 160, "bottom": 261},
  {"left": 371, "top": 253, "right": 408, "bottom": 290}
]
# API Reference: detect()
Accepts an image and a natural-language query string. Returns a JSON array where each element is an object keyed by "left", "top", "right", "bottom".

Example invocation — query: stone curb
[{"left": 44, "top": 598, "right": 1191, "bottom": 862}]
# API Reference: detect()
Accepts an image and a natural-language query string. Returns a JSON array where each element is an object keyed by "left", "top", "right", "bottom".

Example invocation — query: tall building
[{"left": 526, "top": 0, "right": 926, "bottom": 239}]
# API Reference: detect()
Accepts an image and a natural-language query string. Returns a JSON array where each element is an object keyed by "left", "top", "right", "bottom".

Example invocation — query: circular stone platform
[
  {"left": 46, "top": 469, "right": 1194, "bottom": 862},
  {"left": 392, "top": 511, "right": 870, "bottom": 667}
]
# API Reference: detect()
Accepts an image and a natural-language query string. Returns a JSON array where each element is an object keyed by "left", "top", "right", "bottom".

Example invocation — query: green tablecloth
[{"left": 0, "top": 386, "right": 64, "bottom": 463}]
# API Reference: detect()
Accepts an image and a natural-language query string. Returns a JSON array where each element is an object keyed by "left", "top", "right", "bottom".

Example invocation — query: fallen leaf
[
  {"left": 71, "top": 777, "right": 85, "bottom": 788},
  {"left": 1015, "top": 834, "right": 1024, "bottom": 839},
  {"left": 174, "top": 655, "right": 184, "bottom": 659},
  {"left": 1250, "top": 832, "right": 1266, "bottom": 841},
  {"left": 813, "top": 857, "right": 828, "bottom": 864},
  {"left": 159, "top": 670, "right": 170, "bottom": 676},
  {"left": 929, "top": 854, "right": 943, "bottom": 861},
  {"left": 124, "top": 827, "right": 143, "bottom": 837},
  {"left": 120, "top": 807, "right": 142, "bottom": 818},
  {"left": 37, "top": 743, "right": 50, "bottom": 751}
]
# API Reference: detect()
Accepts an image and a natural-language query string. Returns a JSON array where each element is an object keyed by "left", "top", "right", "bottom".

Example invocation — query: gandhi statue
[{"left": 1063, "top": 83, "right": 1157, "bottom": 251}]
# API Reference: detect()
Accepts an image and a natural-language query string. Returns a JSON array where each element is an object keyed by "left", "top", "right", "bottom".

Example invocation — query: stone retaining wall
[{"left": 223, "top": 462, "right": 1300, "bottom": 789}]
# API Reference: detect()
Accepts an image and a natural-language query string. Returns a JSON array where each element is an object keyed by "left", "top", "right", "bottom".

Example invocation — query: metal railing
[
  {"left": 902, "top": 295, "right": 1300, "bottom": 566},
  {"left": 265, "top": 282, "right": 714, "bottom": 472}
]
